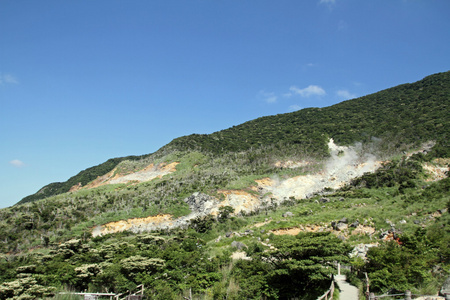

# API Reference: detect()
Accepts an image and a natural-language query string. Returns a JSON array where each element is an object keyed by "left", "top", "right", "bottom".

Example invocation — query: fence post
[
  {"left": 365, "top": 272, "right": 370, "bottom": 300},
  {"left": 404, "top": 290, "right": 411, "bottom": 300}
]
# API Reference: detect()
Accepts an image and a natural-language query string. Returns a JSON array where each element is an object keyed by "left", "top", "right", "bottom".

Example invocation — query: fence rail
[
  {"left": 59, "top": 284, "right": 144, "bottom": 300},
  {"left": 59, "top": 292, "right": 116, "bottom": 300},
  {"left": 317, "top": 280, "right": 335, "bottom": 300},
  {"left": 368, "top": 289, "right": 450, "bottom": 300}
]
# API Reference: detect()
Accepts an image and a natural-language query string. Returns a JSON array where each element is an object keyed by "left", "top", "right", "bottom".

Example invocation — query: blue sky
[{"left": 1, "top": 0, "right": 449, "bottom": 208}]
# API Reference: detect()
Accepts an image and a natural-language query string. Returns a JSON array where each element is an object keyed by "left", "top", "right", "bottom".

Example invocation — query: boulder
[
  {"left": 231, "top": 241, "right": 247, "bottom": 250},
  {"left": 331, "top": 221, "right": 337, "bottom": 229},
  {"left": 337, "top": 234, "right": 346, "bottom": 241},
  {"left": 282, "top": 212, "right": 294, "bottom": 218},
  {"left": 350, "top": 220, "right": 359, "bottom": 228},
  {"left": 339, "top": 217, "right": 348, "bottom": 224},
  {"left": 335, "top": 223, "right": 348, "bottom": 231},
  {"left": 439, "top": 208, "right": 448, "bottom": 214},
  {"left": 379, "top": 230, "right": 389, "bottom": 239},
  {"left": 319, "top": 197, "right": 330, "bottom": 203}
]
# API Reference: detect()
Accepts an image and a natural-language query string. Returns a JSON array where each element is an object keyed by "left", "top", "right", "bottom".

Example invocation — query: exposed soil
[
  {"left": 217, "top": 190, "right": 262, "bottom": 214},
  {"left": 90, "top": 139, "right": 439, "bottom": 237},
  {"left": 70, "top": 162, "right": 180, "bottom": 192},
  {"left": 108, "top": 162, "right": 179, "bottom": 184},
  {"left": 423, "top": 159, "right": 449, "bottom": 182},
  {"left": 92, "top": 214, "right": 173, "bottom": 236}
]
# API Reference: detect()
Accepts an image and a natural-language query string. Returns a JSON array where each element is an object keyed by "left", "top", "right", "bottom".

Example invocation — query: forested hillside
[
  {"left": 0, "top": 71, "right": 449, "bottom": 299},
  {"left": 162, "top": 71, "right": 450, "bottom": 153}
]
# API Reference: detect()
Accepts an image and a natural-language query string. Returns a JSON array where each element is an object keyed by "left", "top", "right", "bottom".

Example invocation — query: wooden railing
[
  {"left": 115, "top": 284, "right": 145, "bottom": 300},
  {"left": 365, "top": 272, "right": 450, "bottom": 300},
  {"left": 317, "top": 280, "right": 335, "bottom": 300},
  {"left": 369, "top": 291, "right": 450, "bottom": 300}
]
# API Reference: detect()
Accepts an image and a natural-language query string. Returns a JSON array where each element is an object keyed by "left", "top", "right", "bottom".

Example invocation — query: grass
[{"left": 224, "top": 174, "right": 266, "bottom": 190}]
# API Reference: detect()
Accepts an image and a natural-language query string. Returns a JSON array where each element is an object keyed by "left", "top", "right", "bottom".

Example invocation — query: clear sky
[{"left": 1, "top": 0, "right": 449, "bottom": 208}]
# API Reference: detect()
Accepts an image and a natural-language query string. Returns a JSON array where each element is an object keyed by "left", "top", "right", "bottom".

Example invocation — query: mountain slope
[{"left": 18, "top": 71, "right": 450, "bottom": 205}]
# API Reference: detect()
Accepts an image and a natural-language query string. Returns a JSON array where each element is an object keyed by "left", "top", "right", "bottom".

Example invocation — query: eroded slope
[{"left": 93, "top": 139, "right": 391, "bottom": 236}]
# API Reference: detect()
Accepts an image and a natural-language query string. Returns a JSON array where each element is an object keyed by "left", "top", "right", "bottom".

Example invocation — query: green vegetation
[{"left": 0, "top": 71, "right": 449, "bottom": 299}]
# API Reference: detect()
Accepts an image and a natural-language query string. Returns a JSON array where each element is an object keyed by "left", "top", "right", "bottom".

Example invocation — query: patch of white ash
[{"left": 263, "top": 139, "right": 382, "bottom": 201}]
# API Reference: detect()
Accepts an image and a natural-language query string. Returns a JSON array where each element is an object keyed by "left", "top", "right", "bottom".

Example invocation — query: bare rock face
[{"left": 184, "top": 192, "right": 218, "bottom": 216}]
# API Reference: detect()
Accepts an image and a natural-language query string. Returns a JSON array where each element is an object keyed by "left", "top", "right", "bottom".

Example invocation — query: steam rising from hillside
[{"left": 263, "top": 139, "right": 382, "bottom": 201}]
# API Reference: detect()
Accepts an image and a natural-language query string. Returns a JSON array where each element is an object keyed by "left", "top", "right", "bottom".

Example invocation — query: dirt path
[{"left": 335, "top": 275, "right": 359, "bottom": 300}]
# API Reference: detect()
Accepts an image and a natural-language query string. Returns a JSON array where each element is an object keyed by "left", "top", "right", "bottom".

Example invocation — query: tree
[
  {"left": 218, "top": 206, "right": 234, "bottom": 223},
  {"left": 265, "top": 232, "right": 350, "bottom": 299}
]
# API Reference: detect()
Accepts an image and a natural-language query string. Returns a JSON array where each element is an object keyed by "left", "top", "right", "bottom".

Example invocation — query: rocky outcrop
[
  {"left": 184, "top": 192, "right": 218, "bottom": 216},
  {"left": 349, "top": 243, "right": 378, "bottom": 260}
]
